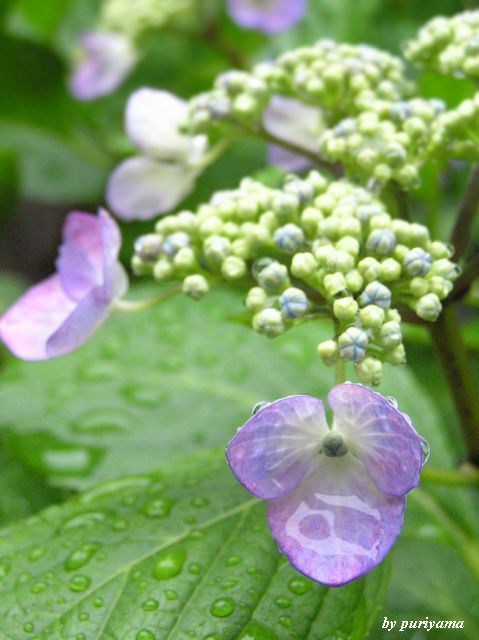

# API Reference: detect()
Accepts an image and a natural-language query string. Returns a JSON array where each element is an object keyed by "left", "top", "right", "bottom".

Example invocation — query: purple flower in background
[
  {"left": 226, "top": 383, "right": 423, "bottom": 586},
  {"left": 263, "top": 96, "right": 321, "bottom": 171},
  {"left": 0, "top": 210, "right": 127, "bottom": 360},
  {"left": 107, "top": 88, "right": 206, "bottom": 220},
  {"left": 227, "top": 0, "right": 307, "bottom": 34},
  {"left": 69, "top": 32, "right": 137, "bottom": 101}
]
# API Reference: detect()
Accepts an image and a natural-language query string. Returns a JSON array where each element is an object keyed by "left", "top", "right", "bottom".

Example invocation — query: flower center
[{"left": 321, "top": 431, "right": 348, "bottom": 457}]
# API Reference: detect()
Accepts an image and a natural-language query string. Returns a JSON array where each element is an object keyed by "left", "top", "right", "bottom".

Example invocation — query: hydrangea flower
[
  {"left": 227, "top": 0, "right": 307, "bottom": 34},
  {"left": 107, "top": 88, "right": 207, "bottom": 220},
  {"left": 226, "top": 383, "right": 423, "bottom": 586},
  {"left": 0, "top": 210, "right": 127, "bottom": 360},
  {"left": 69, "top": 32, "right": 137, "bottom": 100},
  {"left": 263, "top": 96, "right": 321, "bottom": 171}
]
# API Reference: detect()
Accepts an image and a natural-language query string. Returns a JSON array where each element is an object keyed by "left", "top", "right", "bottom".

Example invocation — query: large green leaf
[
  {"left": 0, "top": 287, "right": 449, "bottom": 490},
  {"left": 0, "top": 448, "right": 390, "bottom": 640}
]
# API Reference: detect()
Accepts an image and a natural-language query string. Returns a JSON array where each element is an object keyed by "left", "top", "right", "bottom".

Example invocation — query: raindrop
[
  {"left": 222, "top": 579, "right": 238, "bottom": 590},
  {"left": 30, "top": 582, "right": 47, "bottom": 594},
  {"left": 93, "top": 597, "right": 103, "bottom": 608},
  {"left": 23, "top": 623, "right": 34, "bottom": 633},
  {"left": 252, "top": 401, "right": 269, "bottom": 415},
  {"left": 226, "top": 556, "right": 241, "bottom": 567},
  {"left": 152, "top": 548, "right": 186, "bottom": 580},
  {"left": 142, "top": 497, "right": 174, "bottom": 519},
  {"left": 42, "top": 448, "right": 92, "bottom": 474},
  {"left": 385, "top": 396, "right": 398, "bottom": 408},
  {"left": 188, "top": 563, "right": 202, "bottom": 575},
  {"left": 64, "top": 544, "right": 99, "bottom": 571},
  {"left": 288, "top": 577, "right": 311, "bottom": 595},
  {"left": 122, "top": 383, "right": 164, "bottom": 408},
  {"left": 142, "top": 598, "right": 159, "bottom": 611},
  {"left": 76, "top": 635, "right": 86, "bottom": 640},
  {"left": 78, "top": 612, "right": 89, "bottom": 621},
  {"left": 210, "top": 597, "right": 236, "bottom": 618},
  {"left": 203, "top": 635, "right": 222, "bottom": 640},
  {"left": 420, "top": 436, "right": 430, "bottom": 464},
  {"left": 279, "top": 616, "right": 292, "bottom": 628},
  {"left": 238, "top": 620, "right": 276, "bottom": 639},
  {"left": 164, "top": 589, "right": 177, "bottom": 601},
  {"left": 0, "top": 562, "right": 10, "bottom": 579},
  {"left": 112, "top": 518, "right": 129, "bottom": 532},
  {"left": 60, "top": 511, "right": 107, "bottom": 532},
  {"left": 184, "top": 515, "right": 197, "bottom": 525},
  {"left": 136, "top": 631, "right": 155, "bottom": 640},
  {"left": 68, "top": 575, "right": 91, "bottom": 592},
  {"left": 275, "top": 596, "right": 291, "bottom": 609},
  {"left": 81, "top": 477, "right": 149, "bottom": 504},
  {"left": 188, "top": 529, "right": 204, "bottom": 540},
  {"left": 28, "top": 548, "right": 46, "bottom": 562},
  {"left": 70, "top": 408, "right": 131, "bottom": 435},
  {"left": 78, "top": 361, "right": 117, "bottom": 382},
  {"left": 191, "top": 497, "right": 209, "bottom": 508}
]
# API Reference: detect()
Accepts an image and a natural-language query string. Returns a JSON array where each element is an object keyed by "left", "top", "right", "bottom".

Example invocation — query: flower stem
[
  {"left": 113, "top": 285, "right": 181, "bottom": 313},
  {"left": 421, "top": 464, "right": 479, "bottom": 486},
  {"left": 451, "top": 163, "right": 479, "bottom": 260},
  {"left": 390, "top": 181, "right": 411, "bottom": 221},
  {"left": 429, "top": 305, "right": 479, "bottom": 466},
  {"left": 335, "top": 359, "right": 346, "bottom": 385},
  {"left": 448, "top": 251, "right": 479, "bottom": 303}
]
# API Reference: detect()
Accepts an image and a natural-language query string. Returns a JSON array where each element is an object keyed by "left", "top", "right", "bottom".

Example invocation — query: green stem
[
  {"left": 421, "top": 464, "right": 479, "bottom": 486},
  {"left": 451, "top": 163, "right": 479, "bottom": 260},
  {"left": 448, "top": 251, "right": 479, "bottom": 303},
  {"left": 390, "top": 181, "right": 411, "bottom": 221},
  {"left": 411, "top": 489, "right": 479, "bottom": 582},
  {"left": 335, "top": 359, "right": 346, "bottom": 385},
  {"left": 429, "top": 305, "right": 479, "bottom": 466},
  {"left": 113, "top": 285, "right": 181, "bottom": 312}
]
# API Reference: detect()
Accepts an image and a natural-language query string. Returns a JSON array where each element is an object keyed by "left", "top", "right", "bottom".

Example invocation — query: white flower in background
[{"left": 107, "top": 88, "right": 207, "bottom": 220}]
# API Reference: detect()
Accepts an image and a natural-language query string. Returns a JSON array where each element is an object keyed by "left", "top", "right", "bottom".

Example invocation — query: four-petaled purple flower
[
  {"left": 69, "top": 32, "right": 137, "bottom": 101},
  {"left": 0, "top": 209, "right": 127, "bottom": 360},
  {"left": 227, "top": 0, "right": 307, "bottom": 34},
  {"left": 226, "top": 383, "right": 423, "bottom": 586}
]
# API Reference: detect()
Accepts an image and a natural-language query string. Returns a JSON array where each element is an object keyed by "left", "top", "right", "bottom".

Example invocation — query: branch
[
  {"left": 448, "top": 251, "right": 479, "bottom": 303},
  {"left": 451, "top": 163, "right": 479, "bottom": 260},
  {"left": 390, "top": 181, "right": 412, "bottom": 221}
]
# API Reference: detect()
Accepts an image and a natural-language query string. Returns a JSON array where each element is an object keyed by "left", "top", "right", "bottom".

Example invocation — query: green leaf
[
  {"left": 0, "top": 287, "right": 448, "bottom": 490},
  {"left": 0, "top": 448, "right": 390, "bottom": 640}
]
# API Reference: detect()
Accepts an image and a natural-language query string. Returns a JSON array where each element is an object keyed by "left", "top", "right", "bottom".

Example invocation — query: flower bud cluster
[
  {"left": 319, "top": 98, "right": 445, "bottom": 188},
  {"left": 428, "top": 93, "right": 479, "bottom": 160},
  {"left": 405, "top": 11, "right": 479, "bottom": 79},
  {"left": 100, "top": 0, "right": 195, "bottom": 39},
  {"left": 133, "top": 171, "right": 458, "bottom": 384}
]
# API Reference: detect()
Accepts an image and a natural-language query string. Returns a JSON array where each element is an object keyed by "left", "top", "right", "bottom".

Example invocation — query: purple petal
[
  {"left": 97, "top": 209, "right": 128, "bottom": 300},
  {"left": 328, "top": 383, "right": 423, "bottom": 496},
  {"left": 56, "top": 212, "right": 104, "bottom": 301},
  {"left": 69, "top": 32, "right": 137, "bottom": 101},
  {"left": 227, "top": 0, "right": 306, "bottom": 34},
  {"left": 46, "top": 287, "right": 110, "bottom": 358},
  {"left": 0, "top": 275, "right": 76, "bottom": 360},
  {"left": 267, "top": 145, "right": 312, "bottom": 172},
  {"left": 226, "top": 395, "right": 328, "bottom": 499},
  {"left": 126, "top": 88, "right": 191, "bottom": 161},
  {"left": 267, "top": 455, "right": 405, "bottom": 586},
  {"left": 106, "top": 156, "right": 198, "bottom": 220}
]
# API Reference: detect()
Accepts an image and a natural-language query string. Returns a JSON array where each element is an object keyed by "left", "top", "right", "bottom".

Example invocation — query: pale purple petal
[
  {"left": 226, "top": 395, "right": 328, "bottom": 499},
  {"left": 227, "top": 0, "right": 306, "bottom": 34},
  {"left": 69, "top": 32, "right": 137, "bottom": 101},
  {"left": 0, "top": 275, "right": 76, "bottom": 360},
  {"left": 267, "top": 145, "right": 312, "bottom": 172},
  {"left": 329, "top": 383, "right": 423, "bottom": 496},
  {"left": 106, "top": 157, "right": 198, "bottom": 220},
  {"left": 97, "top": 209, "right": 128, "bottom": 300},
  {"left": 46, "top": 287, "right": 110, "bottom": 358},
  {"left": 56, "top": 212, "right": 104, "bottom": 301},
  {"left": 267, "top": 455, "right": 405, "bottom": 586},
  {"left": 126, "top": 88, "right": 191, "bottom": 161}
]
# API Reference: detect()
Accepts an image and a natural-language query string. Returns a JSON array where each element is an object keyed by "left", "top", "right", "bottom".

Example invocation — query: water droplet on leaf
[
  {"left": 68, "top": 574, "right": 91, "bottom": 592},
  {"left": 152, "top": 548, "right": 186, "bottom": 580},
  {"left": 210, "top": 597, "right": 236, "bottom": 618},
  {"left": 64, "top": 544, "right": 99, "bottom": 571}
]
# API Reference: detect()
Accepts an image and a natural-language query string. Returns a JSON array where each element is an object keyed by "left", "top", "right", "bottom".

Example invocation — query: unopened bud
[
  {"left": 257, "top": 261, "right": 289, "bottom": 291},
  {"left": 280, "top": 287, "right": 309, "bottom": 318},
  {"left": 222, "top": 256, "right": 247, "bottom": 280},
  {"left": 378, "top": 321, "right": 402, "bottom": 348},
  {"left": 355, "top": 357, "right": 383, "bottom": 385},
  {"left": 415, "top": 293, "right": 442, "bottom": 321},
  {"left": 182, "top": 274, "right": 209, "bottom": 300},
  {"left": 252, "top": 308, "right": 285, "bottom": 337},
  {"left": 359, "top": 304, "right": 385, "bottom": 330},
  {"left": 324, "top": 272, "right": 347, "bottom": 297},
  {"left": 317, "top": 339, "right": 339, "bottom": 366},
  {"left": 245, "top": 286, "right": 268, "bottom": 311},
  {"left": 359, "top": 281, "right": 392, "bottom": 309},
  {"left": 273, "top": 224, "right": 305, "bottom": 253},
  {"left": 338, "top": 327, "right": 368, "bottom": 362},
  {"left": 366, "top": 229, "right": 397, "bottom": 255},
  {"left": 291, "top": 252, "right": 317, "bottom": 278},
  {"left": 404, "top": 248, "right": 433, "bottom": 276},
  {"left": 333, "top": 297, "right": 359, "bottom": 322}
]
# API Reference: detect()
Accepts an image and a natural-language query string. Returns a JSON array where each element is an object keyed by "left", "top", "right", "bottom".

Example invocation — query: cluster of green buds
[
  {"left": 132, "top": 170, "right": 459, "bottom": 385},
  {"left": 405, "top": 10, "right": 479, "bottom": 79},
  {"left": 319, "top": 98, "right": 445, "bottom": 188},
  {"left": 429, "top": 93, "right": 479, "bottom": 160},
  {"left": 100, "top": 0, "right": 196, "bottom": 39}
]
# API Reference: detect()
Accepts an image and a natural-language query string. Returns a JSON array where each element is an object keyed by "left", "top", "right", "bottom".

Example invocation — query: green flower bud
[
  {"left": 333, "top": 296, "right": 359, "bottom": 322},
  {"left": 199, "top": 217, "right": 223, "bottom": 237},
  {"left": 162, "top": 232, "right": 190, "bottom": 256},
  {"left": 366, "top": 229, "right": 397, "bottom": 255},
  {"left": 319, "top": 217, "right": 341, "bottom": 239},
  {"left": 393, "top": 244, "right": 410, "bottom": 262},
  {"left": 231, "top": 238, "right": 251, "bottom": 259},
  {"left": 317, "top": 339, "right": 339, "bottom": 366},
  {"left": 134, "top": 234, "right": 162, "bottom": 262},
  {"left": 338, "top": 327, "right": 368, "bottom": 362},
  {"left": 280, "top": 287, "right": 309, "bottom": 318},
  {"left": 204, "top": 235, "right": 231, "bottom": 264},
  {"left": 153, "top": 259, "right": 174, "bottom": 281},
  {"left": 384, "top": 343, "right": 406, "bottom": 366},
  {"left": 358, "top": 257, "right": 381, "bottom": 282},
  {"left": 379, "top": 258, "right": 401, "bottom": 281},
  {"left": 324, "top": 272, "right": 347, "bottom": 297},
  {"left": 359, "top": 304, "right": 385, "bottom": 330},
  {"left": 404, "top": 247, "right": 433, "bottom": 276},
  {"left": 337, "top": 217, "right": 361, "bottom": 239},
  {"left": 369, "top": 213, "right": 392, "bottom": 230},
  {"left": 259, "top": 211, "right": 278, "bottom": 231},
  {"left": 182, "top": 274, "right": 209, "bottom": 300},
  {"left": 273, "top": 223, "right": 305, "bottom": 253},
  {"left": 355, "top": 357, "right": 383, "bottom": 385},
  {"left": 409, "top": 277, "right": 429, "bottom": 297},
  {"left": 378, "top": 320, "right": 402, "bottom": 348},
  {"left": 359, "top": 281, "right": 392, "bottom": 309},
  {"left": 291, "top": 252, "right": 317, "bottom": 278},
  {"left": 428, "top": 241, "right": 452, "bottom": 259},
  {"left": 252, "top": 308, "right": 285, "bottom": 337},
  {"left": 386, "top": 309, "right": 402, "bottom": 323},
  {"left": 408, "top": 223, "right": 430, "bottom": 247},
  {"left": 174, "top": 247, "right": 197, "bottom": 272},
  {"left": 374, "top": 163, "right": 393, "bottom": 183},
  {"left": 314, "top": 243, "right": 336, "bottom": 265},
  {"left": 301, "top": 207, "right": 324, "bottom": 234},
  {"left": 429, "top": 258, "right": 459, "bottom": 279},
  {"left": 257, "top": 261, "right": 289, "bottom": 291},
  {"left": 237, "top": 198, "right": 259, "bottom": 221},
  {"left": 245, "top": 286, "right": 268, "bottom": 311},
  {"left": 222, "top": 256, "right": 247, "bottom": 280},
  {"left": 326, "top": 249, "right": 355, "bottom": 274},
  {"left": 415, "top": 293, "right": 442, "bottom": 321},
  {"left": 345, "top": 269, "right": 364, "bottom": 292},
  {"left": 336, "top": 236, "right": 360, "bottom": 257},
  {"left": 428, "top": 276, "right": 453, "bottom": 299},
  {"left": 131, "top": 255, "right": 152, "bottom": 276},
  {"left": 272, "top": 194, "right": 299, "bottom": 218}
]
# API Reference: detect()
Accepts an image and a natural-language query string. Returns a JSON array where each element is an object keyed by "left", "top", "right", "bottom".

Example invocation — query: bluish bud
[
  {"left": 317, "top": 339, "right": 339, "bottom": 366},
  {"left": 338, "top": 327, "right": 368, "bottom": 362},
  {"left": 162, "top": 232, "right": 190, "bottom": 257},
  {"left": 134, "top": 234, "right": 163, "bottom": 262},
  {"left": 415, "top": 293, "right": 442, "bottom": 321},
  {"left": 355, "top": 357, "right": 383, "bottom": 386},
  {"left": 257, "top": 261, "right": 289, "bottom": 291},
  {"left": 366, "top": 229, "right": 397, "bottom": 255},
  {"left": 291, "top": 252, "right": 317, "bottom": 278},
  {"left": 252, "top": 257, "right": 273, "bottom": 279},
  {"left": 359, "top": 304, "right": 385, "bottom": 330},
  {"left": 359, "top": 281, "right": 392, "bottom": 309},
  {"left": 273, "top": 224, "right": 305, "bottom": 253},
  {"left": 333, "top": 297, "right": 359, "bottom": 322},
  {"left": 378, "top": 321, "right": 402, "bottom": 348},
  {"left": 222, "top": 256, "right": 247, "bottom": 280},
  {"left": 252, "top": 308, "right": 285, "bottom": 337},
  {"left": 182, "top": 274, "right": 209, "bottom": 300},
  {"left": 245, "top": 287, "right": 268, "bottom": 312},
  {"left": 404, "top": 248, "right": 433, "bottom": 276},
  {"left": 280, "top": 287, "right": 309, "bottom": 318}
]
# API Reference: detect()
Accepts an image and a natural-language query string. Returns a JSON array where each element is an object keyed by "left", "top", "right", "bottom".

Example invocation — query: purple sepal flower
[
  {"left": 227, "top": 0, "right": 307, "bottom": 34},
  {"left": 107, "top": 88, "right": 205, "bottom": 220},
  {"left": 226, "top": 383, "right": 423, "bottom": 586},
  {"left": 263, "top": 96, "right": 320, "bottom": 171},
  {"left": 0, "top": 210, "right": 127, "bottom": 360},
  {"left": 69, "top": 32, "right": 137, "bottom": 101}
]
